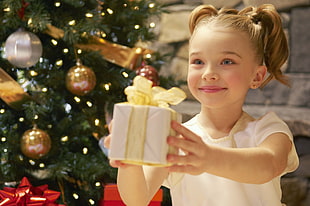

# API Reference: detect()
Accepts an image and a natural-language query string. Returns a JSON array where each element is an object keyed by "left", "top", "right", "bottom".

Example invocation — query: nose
[{"left": 201, "top": 66, "right": 219, "bottom": 81}]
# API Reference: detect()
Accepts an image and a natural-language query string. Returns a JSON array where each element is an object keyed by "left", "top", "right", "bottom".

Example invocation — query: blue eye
[
  {"left": 193, "top": 59, "right": 204, "bottom": 65},
  {"left": 221, "top": 59, "right": 234, "bottom": 65}
]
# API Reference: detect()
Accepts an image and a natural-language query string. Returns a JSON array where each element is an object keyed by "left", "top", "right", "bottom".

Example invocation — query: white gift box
[{"left": 109, "top": 103, "right": 181, "bottom": 166}]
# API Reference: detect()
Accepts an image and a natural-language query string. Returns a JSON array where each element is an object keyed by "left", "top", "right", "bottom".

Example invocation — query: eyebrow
[
  {"left": 189, "top": 51, "right": 242, "bottom": 59},
  {"left": 221, "top": 51, "right": 242, "bottom": 59}
]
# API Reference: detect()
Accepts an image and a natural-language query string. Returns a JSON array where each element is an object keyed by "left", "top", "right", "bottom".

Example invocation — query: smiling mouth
[{"left": 198, "top": 86, "right": 227, "bottom": 93}]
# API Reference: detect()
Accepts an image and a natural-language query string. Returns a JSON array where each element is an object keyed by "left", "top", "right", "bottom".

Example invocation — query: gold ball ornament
[
  {"left": 21, "top": 126, "right": 51, "bottom": 159},
  {"left": 4, "top": 29, "right": 43, "bottom": 68},
  {"left": 66, "top": 59, "right": 96, "bottom": 96}
]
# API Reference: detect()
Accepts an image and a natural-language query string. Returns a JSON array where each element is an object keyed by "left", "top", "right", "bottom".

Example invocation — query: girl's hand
[
  {"left": 166, "top": 120, "right": 210, "bottom": 175},
  {"left": 104, "top": 121, "right": 128, "bottom": 168}
]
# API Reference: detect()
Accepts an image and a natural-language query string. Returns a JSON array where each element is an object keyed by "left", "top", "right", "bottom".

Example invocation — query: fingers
[
  {"left": 171, "top": 120, "right": 202, "bottom": 143},
  {"left": 104, "top": 135, "right": 111, "bottom": 149}
]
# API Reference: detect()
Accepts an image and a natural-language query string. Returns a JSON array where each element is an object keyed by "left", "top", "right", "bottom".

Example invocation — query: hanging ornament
[
  {"left": 4, "top": 28, "right": 43, "bottom": 68},
  {"left": 135, "top": 62, "right": 159, "bottom": 86},
  {"left": 20, "top": 125, "right": 51, "bottom": 159},
  {"left": 66, "top": 59, "right": 97, "bottom": 96}
]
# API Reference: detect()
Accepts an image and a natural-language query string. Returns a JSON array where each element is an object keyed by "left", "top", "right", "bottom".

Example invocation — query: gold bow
[{"left": 124, "top": 76, "right": 186, "bottom": 107}]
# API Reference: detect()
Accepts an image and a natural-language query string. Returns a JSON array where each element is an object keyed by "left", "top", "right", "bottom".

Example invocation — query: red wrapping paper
[{"left": 0, "top": 177, "right": 64, "bottom": 206}]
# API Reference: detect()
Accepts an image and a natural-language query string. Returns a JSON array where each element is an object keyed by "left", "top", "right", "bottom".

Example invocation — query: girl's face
[{"left": 187, "top": 26, "right": 266, "bottom": 110}]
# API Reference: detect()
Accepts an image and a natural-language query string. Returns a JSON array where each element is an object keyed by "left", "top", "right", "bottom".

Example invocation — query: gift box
[
  {"left": 99, "top": 184, "right": 162, "bottom": 206},
  {"left": 109, "top": 76, "right": 186, "bottom": 166}
]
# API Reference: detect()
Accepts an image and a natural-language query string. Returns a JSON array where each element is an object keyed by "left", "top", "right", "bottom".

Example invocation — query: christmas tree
[{"left": 0, "top": 0, "right": 173, "bottom": 205}]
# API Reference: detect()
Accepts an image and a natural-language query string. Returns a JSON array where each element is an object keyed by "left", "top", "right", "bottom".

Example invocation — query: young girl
[{"left": 105, "top": 4, "right": 299, "bottom": 206}]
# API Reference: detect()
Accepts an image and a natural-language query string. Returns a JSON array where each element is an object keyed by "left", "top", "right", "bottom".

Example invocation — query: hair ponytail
[
  {"left": 238, "top": 4, "right": 289, "bottom": 87},
  {"left": 253, "top": 4, "right": 289, "bottom": 87}
]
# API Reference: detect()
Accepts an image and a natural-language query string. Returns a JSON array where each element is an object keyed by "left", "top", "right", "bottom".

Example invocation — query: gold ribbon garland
[
  {"left": 0, "top": 68, "right": 31, "bottom": 110},
  {"left": 44, "top": 24, "right": 153, "bottom": 70}
]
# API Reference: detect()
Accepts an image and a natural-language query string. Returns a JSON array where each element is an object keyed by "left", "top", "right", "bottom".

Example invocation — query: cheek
[
  {"left": 223, "top": 71, "right": 251, "bottom": 88},
  {"left": 187, "top": 70, "right": 200, "bottom": 88}
]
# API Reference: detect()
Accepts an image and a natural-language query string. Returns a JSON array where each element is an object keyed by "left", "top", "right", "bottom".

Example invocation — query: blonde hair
[{"left": 189, "top": 4, "right": 289, "bottom": 87}]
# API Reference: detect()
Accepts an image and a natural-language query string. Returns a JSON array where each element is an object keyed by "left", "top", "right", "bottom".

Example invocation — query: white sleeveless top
[{"left": 163, "top": 112, "right": 299, "bottom": 206}]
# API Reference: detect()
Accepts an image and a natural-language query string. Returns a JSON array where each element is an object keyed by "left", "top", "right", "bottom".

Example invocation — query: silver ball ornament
[{"left": 5, "top": 30, "right": 43, "bottom": 68}]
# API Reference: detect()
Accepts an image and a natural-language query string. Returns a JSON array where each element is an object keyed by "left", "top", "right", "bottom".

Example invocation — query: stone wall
[{"left": 151, "top": 0, "right": 310, "bottom": 205}]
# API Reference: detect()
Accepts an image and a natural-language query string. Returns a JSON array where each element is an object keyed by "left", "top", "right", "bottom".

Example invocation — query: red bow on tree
[{"left": 0, "top": 177, "right": 64, "bottom": 206}]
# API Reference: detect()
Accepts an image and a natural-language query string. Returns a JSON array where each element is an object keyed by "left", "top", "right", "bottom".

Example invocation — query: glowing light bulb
[
  {"left": 149, "top": 3, "right": 155, "bottom": 8},
  {"left": 30, "top": 70, "right": 38, "bottom": 76},
  {"left": 73, "top": 193, "right": 79, "bottom": 199},
  {"left": 107, "top": 8, "right": 113, "bottom": 14},
  {"left": 61, "top": 136, "right": 69, "bottom": 142},
  {"left": 55, "top": 2, "right": 61, "bottom": 7},
  {"left": 51, "top": 39, "right": 58, "bottom": 46},
  {"left": 95, "top": 119, "right": 100, "bottom": 126},
  {"left": 68, "top": 20, "right": 76, "bottom": 26}
]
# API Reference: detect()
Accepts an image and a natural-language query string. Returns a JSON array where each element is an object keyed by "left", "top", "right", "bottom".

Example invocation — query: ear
[{"left": 250, "top": 65, "right": 267, "bottom": 89}]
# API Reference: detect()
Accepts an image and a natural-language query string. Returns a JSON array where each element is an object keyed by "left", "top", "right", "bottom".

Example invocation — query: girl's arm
[
  {"left": 117, "top": 164, "right": 168, "bottom": 206},
  {"left": 167, "top": 121, "right": 292, "bottom": 184},
  {"left": 105, "top": 133, "right": 169, "bottom": 206}
]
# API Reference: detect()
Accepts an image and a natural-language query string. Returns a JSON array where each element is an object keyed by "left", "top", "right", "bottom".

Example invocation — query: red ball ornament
[
  {"left": 21, "top": 126, "right": 51, "bottom": 159},
  {"left": 135, "top": 62, "right": 159, "bottom": 86},
  {"left": 66, "top": 59, "right": 96, "bottom": 96}
]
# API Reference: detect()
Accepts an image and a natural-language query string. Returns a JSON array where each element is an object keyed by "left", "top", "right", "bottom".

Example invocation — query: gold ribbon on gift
[
  {"left": 122, "top": 76, "right": 186, "bottom": 165},
  {"left": 124, "top": 75, "right": 187, "bottom": 107},
  {"left": 44, "top": 24, "right": 153, "bottom": 70},
  {"left": 0, "top": 68, "right": 31, "bottom": 110}
]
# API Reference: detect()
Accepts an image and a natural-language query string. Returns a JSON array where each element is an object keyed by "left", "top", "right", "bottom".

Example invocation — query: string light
[
  {"left": 73, "top": 193, "right": 79, "bottom": 199},
  {"left": 54, "top": 1, "right": 61, "bottom": 7},
  {"left": 149, "top": 3, "right": 155, "bottom": 8},
  {"left": 51, "top": 39, "right": 58, "bottom": 46},
  {"left": 145, "top": 53, "right": 152, "bottom": 59},
  {"left": 34, "top": 115, "right": 39, "bottom": 120},
  {"left": 77, "top": 49, "right": 82, "bottom": 54},
  {"left": 56, "top": 59, "right": 63, "bottom": 66},
  {"left": 61, "top": 136, "right": 69, "bottom": 142},
  {"left": 103, "top": 83, "right": 110, "bottom": 91},
  {"left": 39, "top": 163, "right": 45, "bottom": 168},
  {"left": 27, "top": 18, "right": 33, "bottom": 26},
  {"left": 1, "top": 137, "right": 6, "bottom": 142},
  {"left": 68, "top": 20, "right": 76, "bottom": 26},
  {"left": 86, "top": 101, "right": 93, "bottom": 107},
  {"left": 149, "top": 22, "right": 156, "bottom": 28},
  {"left": 29, "top": 160, "right": 36, "bottom": 165},
  {"left": 74, "top": 96, "right": 81, "bottom": 103},
  {"left": 63, "top": 48, "right": 69, "bottom": 53},
  {"left": 3, "top": 7, "right": 10, "bottom": 12},
  {"left": 89, "top": 199, "right": 95, "bottom": 205},
  {"left": 19, "top": 117, "right": 25, "bottom": 122},
  {"left": 122, "top": 72, "right": 129, "bottom": 78},
  {"left": 18, "top": 155, "right": 24, "bottom": 161},
  {"left": 42, "top": 88, "right": 48, "bottom": 92},
  {"left": 30, "top": 70, "right": 38, "bottom": 76},
  {"left": 95, "top": 182, "right": 101, "bottom": 187},
  {"left": 0, "top": 109, "right": 5, "bottom": 113},
  {"left": 82, "top": 147, "right": 88, "bottom": 154},
  {"left": 3, "top": 148, "right": 8, "bottom": 153},
  {"left": 85, "top": 13, "right": 93, "bottom": 18},
  {"left": 134, "top": 6, "right": 139, "bottom": 10},
  {"left": 134, "top": 25, "right": 140, "bottom": 30},
  {"left": 106, "top": 8, "right": 113, "bottom": 14},
  {"left": 94, "top": 119, "right": 100, "bottom": 126}
]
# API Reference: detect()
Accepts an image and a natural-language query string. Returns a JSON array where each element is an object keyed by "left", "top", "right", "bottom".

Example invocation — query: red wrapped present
[
  {"left": 99, "top": 184, "right": 162, "bottom": 206},
  {"left": 0, "top": 177, "right": 65, "bottom": 206}
]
